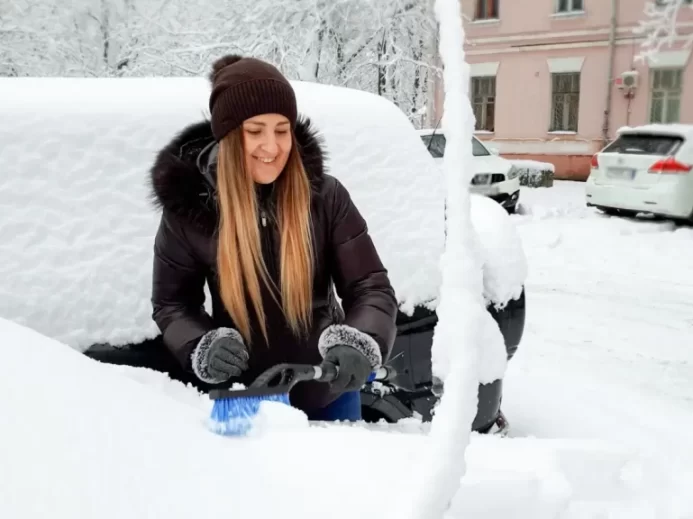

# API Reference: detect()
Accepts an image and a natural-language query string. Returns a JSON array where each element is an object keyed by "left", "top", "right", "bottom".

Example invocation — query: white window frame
[
  {"left": 474, "top": 0, "right": 499, "bottom": 20},
  {"left": 549, "top": 72, "right": 581, "bottom": 132},
  {"left": 648, "top": 68, "right": 683, "bottom": 124},
  {"left": 555, "top": 0, "right": 584, "bottom": 13},
  {"left": 654, "top": 0, "right": 692, "bottom": 6},
  {"left": 646, "top": 49, "right": 690, "bottom": 124},
  {"left": 547, "top": 56, "right": 584, "bottom": 133},
  {"left": 470, "top": 62, "right": 499, "bottom": 133}
]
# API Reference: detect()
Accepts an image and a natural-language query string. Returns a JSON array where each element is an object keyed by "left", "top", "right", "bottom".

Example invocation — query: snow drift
[
  {"left": 1, "top": 316, "right": 685, "bottom": 519},
  {"left": 0, "top": 316, "right": 422, "bottom": 519},
  {"left": 471, "top": 195, "right": 527, "bottom": 310}
]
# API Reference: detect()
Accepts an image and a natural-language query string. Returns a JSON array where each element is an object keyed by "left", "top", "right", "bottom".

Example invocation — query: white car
[
  {"left": 586, "top": 124, "right": 693, "bottom": 220},
  {"left": 418, "top": 128, "right": 521, "bottom": 213}
]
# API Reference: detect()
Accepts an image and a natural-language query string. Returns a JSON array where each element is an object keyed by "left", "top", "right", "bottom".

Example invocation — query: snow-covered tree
[
  {"left": 635, "top": 0, "right": 693, "bottom": 60},
  {"left": 0, "top": 0, "right": 441, "bottom": 126}
]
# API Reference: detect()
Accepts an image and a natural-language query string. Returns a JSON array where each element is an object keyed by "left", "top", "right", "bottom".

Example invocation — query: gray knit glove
[
  {"left": 191, "top": 328, "right": 249, "bottom": 384},
  {"left": 322, "top": 345, "right": 372, "bottom": 392}
]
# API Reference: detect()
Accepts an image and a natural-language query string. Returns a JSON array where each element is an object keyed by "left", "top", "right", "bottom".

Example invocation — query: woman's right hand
[{"left": 205, "top": 334, "right": 250, "bottom": 381}]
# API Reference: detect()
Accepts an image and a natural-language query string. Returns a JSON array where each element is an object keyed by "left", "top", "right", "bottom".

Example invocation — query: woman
[{"left": 148, "top": 54, "right": 398, "bottom": 421}]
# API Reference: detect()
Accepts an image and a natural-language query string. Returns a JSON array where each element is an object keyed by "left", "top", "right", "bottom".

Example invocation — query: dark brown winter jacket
[{"left": 148, "top": 116, "right": 399, "bottom": 412}]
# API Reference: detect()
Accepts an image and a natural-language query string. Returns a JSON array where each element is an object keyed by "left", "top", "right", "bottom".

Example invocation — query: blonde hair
[{"left": 215, "top": 128, "right": 314, "bottom": 346}]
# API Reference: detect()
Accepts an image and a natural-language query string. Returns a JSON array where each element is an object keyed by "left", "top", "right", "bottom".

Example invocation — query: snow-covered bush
[{"left": 509, "top": 159, "right": 555, "bottom": 188}]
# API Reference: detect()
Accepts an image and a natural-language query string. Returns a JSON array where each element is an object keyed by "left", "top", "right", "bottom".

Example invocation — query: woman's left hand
[{"left": 322, "top": 345, "right": 372, "bottom": 392}]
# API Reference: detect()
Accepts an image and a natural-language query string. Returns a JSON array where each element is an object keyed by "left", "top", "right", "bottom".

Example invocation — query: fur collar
[{"left": 148, "top": 115, "right": 327, "bottom": 234}]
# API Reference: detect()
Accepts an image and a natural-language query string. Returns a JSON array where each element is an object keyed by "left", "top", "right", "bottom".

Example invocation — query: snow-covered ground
[
  {"left": 511, "top": 181, "right": 693, "bottom": 427},
  {"left": 506, "top": 181, "right": 693, "bottom": 514},
  {"left": 3, "top": 181, "right": 692, "bottom": 518}
]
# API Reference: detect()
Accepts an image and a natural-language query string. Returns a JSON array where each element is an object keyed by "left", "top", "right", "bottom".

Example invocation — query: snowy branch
[{"left": 634, "top": 0, "right": 693, "bottom": 61}]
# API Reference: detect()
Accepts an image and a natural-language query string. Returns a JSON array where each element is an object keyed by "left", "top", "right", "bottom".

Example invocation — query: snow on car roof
[
  {"left": 0, "top": 76, "right": 445, "bottom": 349},
  {"left": 616, "top": 123, "right": 693, "bottom": 139}
]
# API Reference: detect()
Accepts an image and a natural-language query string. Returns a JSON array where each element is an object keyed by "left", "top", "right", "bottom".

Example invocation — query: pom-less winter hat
[{"left": 208, "top": 54, "right": 298, "bottom": 142}]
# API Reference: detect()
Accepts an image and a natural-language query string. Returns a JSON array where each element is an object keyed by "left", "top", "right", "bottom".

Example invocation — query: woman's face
[{"left": 242, "top": 114, "right": 292, "bottom": 184}]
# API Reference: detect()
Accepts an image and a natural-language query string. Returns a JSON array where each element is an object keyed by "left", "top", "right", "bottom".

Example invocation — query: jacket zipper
[{"left": 259, "top": 206, "right": 278, "bottom": 282}]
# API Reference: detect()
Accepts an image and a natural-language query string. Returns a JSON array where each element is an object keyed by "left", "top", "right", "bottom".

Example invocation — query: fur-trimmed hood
[{"left": 148, "top": 115, "right": 327, "bottom": 234}]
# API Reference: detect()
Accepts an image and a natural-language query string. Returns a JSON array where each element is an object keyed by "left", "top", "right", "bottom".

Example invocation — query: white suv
[
  {"left": 586, "top": 124, "right": 693, "bottom": 220},
  {"left": 418, "top": 129, "right": 521, "bottom": 213}
]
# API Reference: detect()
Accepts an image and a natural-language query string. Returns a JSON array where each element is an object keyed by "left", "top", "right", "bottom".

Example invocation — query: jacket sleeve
[
  {"left": 151, "top": 209, "right": 214, "bottom": 369},
  {"left": 318, "top": 178, "right": 399, "bottom": 368}
]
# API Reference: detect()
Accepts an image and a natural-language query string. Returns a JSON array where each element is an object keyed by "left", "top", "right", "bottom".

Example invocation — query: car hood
[
  {"left": 471, "top": 154, "right": 513, "bottom": 175},
  {"left": 432, "top": 154, "right": 512, "bottom": 175}
]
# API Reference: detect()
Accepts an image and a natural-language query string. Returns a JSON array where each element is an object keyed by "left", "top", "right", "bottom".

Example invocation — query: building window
[
  {"left": 471, "top": 76, "right": 496, "bottom": 132},
  {"left": 649, "top": 68, "right": 683, "bottom": 123},
  {"left": 556, "top": 0, "right": 584, "bottom": 13},
  {"left": 550, "top": 72, "right": 580, "bottom": 132},
  {"left": 475, "top": 0, "right": 499, "bottom": 20}
]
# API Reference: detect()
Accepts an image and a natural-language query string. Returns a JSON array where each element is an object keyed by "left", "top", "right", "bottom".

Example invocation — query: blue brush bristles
[{"left": 208, "top": 393, "right": 291, "bottom": 436}]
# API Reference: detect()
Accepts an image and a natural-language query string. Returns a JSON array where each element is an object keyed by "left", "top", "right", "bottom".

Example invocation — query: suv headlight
[
  {"left": 507, "top": 165, "right": 520, "bottom": 180},
  {"left": 471, "top": 173, "right": 491, "bottom": 185}
]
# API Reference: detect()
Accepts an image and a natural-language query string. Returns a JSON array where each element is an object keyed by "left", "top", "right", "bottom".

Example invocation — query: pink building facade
[{"left": 436, "top": 0, "right": 693, "bottom": 180}]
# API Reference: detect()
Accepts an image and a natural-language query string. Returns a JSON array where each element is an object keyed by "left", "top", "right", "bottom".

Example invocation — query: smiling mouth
[{"left": 255, "top": 157, "right": 276, "bottom": 164}]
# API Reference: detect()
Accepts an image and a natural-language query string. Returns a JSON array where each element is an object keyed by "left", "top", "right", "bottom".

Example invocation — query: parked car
[
  {"left": 1, "top": 75, "right": 526, "bottom": 435},
  {"left": 418, "top": 128, "right": 522, "bottom": 214},
  {"left": 586, "top": 124, "right": 693, "bottom": 220}
]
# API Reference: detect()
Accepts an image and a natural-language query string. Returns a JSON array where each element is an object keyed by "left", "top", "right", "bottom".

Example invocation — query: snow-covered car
[
  {"left": 0, "top": 76, "right": 526, "bottom": 434},
  {"left": 418, "top": 128, "right": 522, "bottom": 213},
  {"left": 586, "top": 124, "right": 693, "bottom": 220}
]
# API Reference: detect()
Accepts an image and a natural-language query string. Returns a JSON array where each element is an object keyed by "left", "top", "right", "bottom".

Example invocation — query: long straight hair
[{"left": 215, "top": 127, "right": 314, "bottom": 346}]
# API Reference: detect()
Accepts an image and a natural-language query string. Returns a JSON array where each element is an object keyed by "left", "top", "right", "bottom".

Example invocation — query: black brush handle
[
  {"left": 210, "top": 362, "right": 403, "bottom": 401},
  {"left": 210, "top": 363, "right": 328, "bottom": 401},
  {"left": 249, "top": 363, "right": 318, "bottom": 390},
  {"left": 242, "top": 361, "right": 396, "bottom": 392},
  {"left": 315, "top": 363, "right": 397, "bottom": 384}
]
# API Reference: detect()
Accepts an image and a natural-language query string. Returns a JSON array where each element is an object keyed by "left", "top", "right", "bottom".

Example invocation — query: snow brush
[{"left": 207, "top": 362, "right": 394, "bottom": 437}]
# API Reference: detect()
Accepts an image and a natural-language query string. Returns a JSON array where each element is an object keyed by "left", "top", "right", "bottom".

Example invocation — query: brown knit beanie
[{"left": 208, "top": 54, "right": 297, "bottom": 142}]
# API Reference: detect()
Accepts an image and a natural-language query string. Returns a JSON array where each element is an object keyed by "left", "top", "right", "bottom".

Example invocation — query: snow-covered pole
[{"left": 407, "top": 0, "right": 485, "bottom": 518}]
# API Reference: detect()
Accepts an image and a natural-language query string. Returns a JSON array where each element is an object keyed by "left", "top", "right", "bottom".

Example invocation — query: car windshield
[
  {"left": 602, "top": 133, "right": 684, "bottom": 156},
  {"left": 420, "top": 133, "right": 490, "bottom": 158},
  {"left": 421, "top": 133, "right": 446, "bottom": 158},
  {"left": 472, "top": 137, "right": 491, "bottom": 156}
]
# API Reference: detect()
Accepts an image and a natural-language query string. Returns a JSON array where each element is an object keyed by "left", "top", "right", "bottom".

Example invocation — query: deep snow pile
[
  {"left": 470, "top": 195, "right": 527, "bottom": 310},
  {"left": 0, "top": 317, "right": 424, "bottom": 519},
  {"left": 0, "top": 77, "right": 445, "bottom": 350},
  {"left": 1, "top": 316, "right": 688, "bottom": 519}
]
